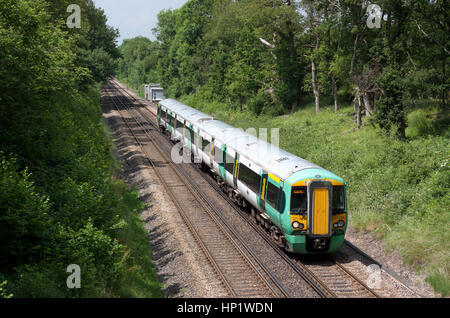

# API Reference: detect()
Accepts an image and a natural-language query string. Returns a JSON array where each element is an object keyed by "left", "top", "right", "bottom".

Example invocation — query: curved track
[
  {"left": 103, "top": 81, "right": 291, "bottom": 298},
  {"left": 109, "top": 80, "right": 385, "bottom": 298}
]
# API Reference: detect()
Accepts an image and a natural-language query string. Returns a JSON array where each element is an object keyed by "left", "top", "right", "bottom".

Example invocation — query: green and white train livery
[{"left": 157, "top": 98, "right": 347, "bottom": 254}]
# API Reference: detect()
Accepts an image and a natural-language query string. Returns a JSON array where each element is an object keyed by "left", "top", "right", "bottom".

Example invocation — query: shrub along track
[
  {"left": 104, "top": 80, "right": 292, "bottom": 298},
  {"left": 109, "top": 80, "right": 400, "bottom": 298}
]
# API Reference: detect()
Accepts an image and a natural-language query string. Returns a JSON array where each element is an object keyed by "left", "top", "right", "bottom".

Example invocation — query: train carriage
[{"left": 156, "top": 98, "right": 347, "bottom": 254}]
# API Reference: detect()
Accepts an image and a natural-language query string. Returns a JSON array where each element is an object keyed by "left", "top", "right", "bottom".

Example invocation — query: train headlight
[
  {"left": 292, "top": 221, "right": 304, "bottom": 229},
  {"left": 333, "top": 220, "right": 345, "bottom": 228}
]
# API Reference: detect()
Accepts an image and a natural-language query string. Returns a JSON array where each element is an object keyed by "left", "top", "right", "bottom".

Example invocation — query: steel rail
[
  {"left": 105, "top": 81, "right": 290, "bottom": 298},
  {"left": 128, "top": 99, "right": 292, "bottom": 299},
  {"left": 112, "top": 81, "right": 291, "bottom": 298},
  {"left": 103, "top": 85, "right": 237, "bottom": 297}
]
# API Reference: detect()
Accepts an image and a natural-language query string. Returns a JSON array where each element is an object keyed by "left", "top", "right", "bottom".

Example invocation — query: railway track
[
  {"left": 110, "top": 80, "right": 384, "bottom": 298},
  {"left": 108, "top": 79, "right": 428, "bottom": 298},
  {"left": 103, "top": 81, "right": 291, "bottom": 298}
]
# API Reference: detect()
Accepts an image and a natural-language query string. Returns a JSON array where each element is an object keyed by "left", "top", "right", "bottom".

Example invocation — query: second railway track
[{"left": 103, "top": 81, "right": 291, "bottom": 298}]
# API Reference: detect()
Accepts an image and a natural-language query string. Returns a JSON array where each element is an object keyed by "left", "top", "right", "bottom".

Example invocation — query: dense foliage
[
  {"left": 0, "top": 0, "right": 161, "bottom": 297},
  {"left": 117, "top": 37, "right": 161, "bottom": 96},
  {"left": 117, "top": 0, "right": 448, "bottom": 137},
  {"left": 116, "top": 0, "right": 449, "bottom": 295}
]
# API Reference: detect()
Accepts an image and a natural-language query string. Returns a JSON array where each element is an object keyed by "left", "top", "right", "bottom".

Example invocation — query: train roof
[
  {"left": 160, "top": 99, "right": 213, "bottom": 124},
  {"left": 160, "top": 98, "right": 323, "bottom": 180}
]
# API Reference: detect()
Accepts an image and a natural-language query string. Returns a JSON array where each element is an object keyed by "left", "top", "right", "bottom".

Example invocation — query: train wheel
[
  {"left": 270, "top": 226, "right": 285, "bottom": 248},
  {"left": 227, "top": 188, "right": 233, "bottom": 200}
]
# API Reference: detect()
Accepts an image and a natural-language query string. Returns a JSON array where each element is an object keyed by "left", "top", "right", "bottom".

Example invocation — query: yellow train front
[{"left": 277, "top": 170, "right": 347, "bottom": 253}]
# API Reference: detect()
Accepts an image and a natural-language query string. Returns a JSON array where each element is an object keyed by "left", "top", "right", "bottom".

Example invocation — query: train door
[
  {"left": 218, "top": 144, "right": 226, "bottom": 180},
  {"left": 263, "top": 174, "right": 282, "bottom": 227},
  {"left": 258, "top": 171, "right": 268, "bottom": 211},
  {"left": 307, "top": 180, "right": 332, "bottom": 237},
  {"left": 233, "top": 153, "right": 239, "bottom": 187},
  {"left": 189, "top": 124, "right": 194, "bottom": 153},
  {"left": 209, "top": 137, "right": 215, "bottom": 168},
  {"left": 212, "top": 141, "right": 223, "bottom": 177},
  {"left": 194, "top": 129, "right": 201, "bottom": 163},
  {"left": 168, "top": 112, "right": 173, "bottom": 134},
  {"left": 223, "top": 146, "right": 234, "bottom": 185}
]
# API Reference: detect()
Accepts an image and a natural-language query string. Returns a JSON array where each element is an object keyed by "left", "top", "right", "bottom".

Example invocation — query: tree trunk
[
  {"left": 356, "top": 93, "right": 362, "bottom": 129},
  {"left": 332, "top": 75, "right": 338, "bottom": 112},
  {"left": 312, "top": 35, "right": 320, "bottom": 114},
  {"left": 350, "top": 32, "right": 359, "bottom": 76},
  {"left": 363, "top": 93, "right": 373, "bottom": 116},
  {"left": 312, "top": 60, "right": 320, "bottom": 114}
]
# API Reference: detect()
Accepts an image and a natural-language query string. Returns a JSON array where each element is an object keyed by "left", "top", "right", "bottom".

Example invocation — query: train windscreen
[
  {"left": 290, "top": 187, "right": 307, "bottom": 214},
  {"left": 332, "top": 186, "right": 345, "bottom": 212}
]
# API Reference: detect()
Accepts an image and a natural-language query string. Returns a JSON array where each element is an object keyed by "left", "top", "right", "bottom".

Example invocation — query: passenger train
[{"left": 156, "top": 98, "right": 347, "bottom": 254}]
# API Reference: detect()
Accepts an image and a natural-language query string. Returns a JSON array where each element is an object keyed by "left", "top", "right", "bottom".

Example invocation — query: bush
[
  {"left": 406, "top": 109, "right": 437, "bottom": 137},
  {"left": 0, "top": 281, "right": 13, "bottom": 298},
  {"left": 0, "top": 1, "right": 162, "bottom": 297},
  {"left": 0, "top": 155, "right": 54, "bottom": 270}
]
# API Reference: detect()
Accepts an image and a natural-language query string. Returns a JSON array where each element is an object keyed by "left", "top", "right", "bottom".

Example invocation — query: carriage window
[
  {"left": 202, "top": 138, "right": 210, "bottom": 151},
  {"left": 291, "top": 187, "right": 307, "bottom": 214},
  {"left": 238, "top": 163, "right": 260, "bottom": 194},
  {"left": 224, "top": 153, "right": 234, "bottom": 173},
  {"left": 266, "top": 181, "right": 279, "bottom": 211},
  {"left": 214, "top": 146, "right": 223, "bottom": 163},
  {"left": 332, "top": 186, "right": 345, "bottom": 212},
  {"left": 177, "top": 118, "right": 184, "bottom": 130}
]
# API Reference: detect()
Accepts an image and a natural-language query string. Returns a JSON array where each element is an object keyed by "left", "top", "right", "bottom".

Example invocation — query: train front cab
[{"left": 283, "top": 169, "right": 347, "bottom": 254}]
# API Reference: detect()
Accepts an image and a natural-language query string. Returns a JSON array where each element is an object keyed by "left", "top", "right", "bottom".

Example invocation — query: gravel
[
  {"left": 341, "top": 228, "right": 440, "bottom": 297},
  {"left": 101, "top": 88, "right": 228, "bottom": 298}
]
